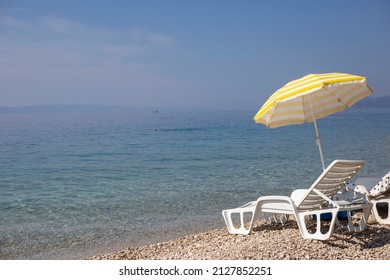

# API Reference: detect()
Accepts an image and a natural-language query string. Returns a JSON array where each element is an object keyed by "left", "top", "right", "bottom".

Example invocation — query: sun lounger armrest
[
  {"left": 291, "top": 189, "right": 309, "bottom": 204},
  {"left": 255, "top": 195, "right": 296, "bottom": 215}
]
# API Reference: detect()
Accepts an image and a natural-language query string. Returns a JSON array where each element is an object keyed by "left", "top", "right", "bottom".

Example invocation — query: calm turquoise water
[{"left": 0, "top": 108, "right": 389, "bottom": 259}]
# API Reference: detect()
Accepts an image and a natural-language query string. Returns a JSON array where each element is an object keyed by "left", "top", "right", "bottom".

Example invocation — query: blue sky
[{"left": 1, "top": 0, "right": 389, "bottom": 110}]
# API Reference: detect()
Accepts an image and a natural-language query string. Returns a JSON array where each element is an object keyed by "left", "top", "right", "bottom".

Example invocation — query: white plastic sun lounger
[
  {"left": 344, "top": 177, "right": 390, "bottom": 224},
  {"left": 222, "top": 160, "right": 372, "bottom": 240}
]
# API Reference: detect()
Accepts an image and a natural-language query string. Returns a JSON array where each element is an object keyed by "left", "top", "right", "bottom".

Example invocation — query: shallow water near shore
[{"left": 0, "top": 108, "right": 389, "bottom": 259}]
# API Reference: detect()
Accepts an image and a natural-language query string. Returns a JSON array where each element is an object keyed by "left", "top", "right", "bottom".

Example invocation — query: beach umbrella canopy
[{"left": 253, "top": 72, "right": 373, "bottom": 170}]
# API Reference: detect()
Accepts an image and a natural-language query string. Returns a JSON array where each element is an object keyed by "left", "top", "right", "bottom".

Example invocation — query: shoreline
[{"left": 87, "top": 219, "right": 390, "bottom": 260}]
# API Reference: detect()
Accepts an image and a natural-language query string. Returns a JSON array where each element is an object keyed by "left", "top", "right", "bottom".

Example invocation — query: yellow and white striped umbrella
[{"left": 253, "top": 72, "right": 373, "bottom": 170}]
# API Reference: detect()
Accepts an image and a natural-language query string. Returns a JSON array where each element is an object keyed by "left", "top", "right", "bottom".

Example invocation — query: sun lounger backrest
[
  {"left": 296, "top": 160, "right": 365, "bottom": 211},
  {"left": 354, "top": 178, "right": 380, "bottom": 191}
]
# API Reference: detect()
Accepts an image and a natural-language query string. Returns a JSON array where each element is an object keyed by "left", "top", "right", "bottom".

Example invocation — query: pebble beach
[{"left": 88, "top": 217, "right": 390, "bottom": 260}]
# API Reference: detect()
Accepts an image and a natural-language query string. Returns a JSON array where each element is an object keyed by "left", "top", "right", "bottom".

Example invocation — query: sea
[{"left": 0, "top": 107, "right": 389, "bottom": 259}]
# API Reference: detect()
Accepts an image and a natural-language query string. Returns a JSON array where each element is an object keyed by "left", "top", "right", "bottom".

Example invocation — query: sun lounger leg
[
  {"left": 334, "top": 203, "right": 373, "bottom": 232},
  {"left": 222, "top": 201, "right": 258, "bottom": 235},
  {"left": 296, "top": 208, "right": 338, "bottom": 240},
  {"left": 345, "top": 204, "right": 372, "bottom": 232},
  {"left": 371, "top": 198, "right": 390, "bottom": 224}
]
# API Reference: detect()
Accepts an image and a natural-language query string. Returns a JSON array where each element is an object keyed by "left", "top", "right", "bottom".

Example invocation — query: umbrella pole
[
  {"left": 313, "top": 118, "right": 326, "bottom": 171},
  {"left": 309, "top": 96, "right": 326, "bottom": 171}
]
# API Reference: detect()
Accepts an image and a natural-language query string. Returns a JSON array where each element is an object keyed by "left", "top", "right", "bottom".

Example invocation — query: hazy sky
[{"left": 1, "top": 0, "right": 389, "bottom": 109}]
